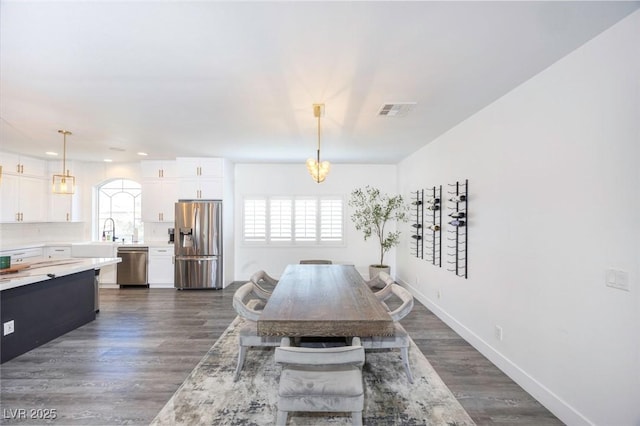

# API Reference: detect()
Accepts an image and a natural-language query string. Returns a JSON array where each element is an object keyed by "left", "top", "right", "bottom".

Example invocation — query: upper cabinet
[
  {"left": 141, "top": 160, "right": 177, "bottom": 222},
  {"left": 0, "top": 152, "right": 84, "bottom": 223},
  {"left": 176, "top": 157, "right": 224, "bottom": 200},
  {"left": 1, "top": 153, "right": 48, "bottom": 178},
  {"left": 141, "top": 160, "right": 177, "bottom": 179},
  {"left": 176, "top": 157, "right": 223, "bottom": 178},
  {"left": 0, "top": 153, "right": 48, "bottom": 223}
]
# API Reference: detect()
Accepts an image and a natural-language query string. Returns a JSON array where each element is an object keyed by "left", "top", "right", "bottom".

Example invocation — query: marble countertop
[
  {"left": 0, "top": 241, "right": 173, "bottom": 252},
  {"left": 0, "top": 257, "right": 121, "bottom": 292}
]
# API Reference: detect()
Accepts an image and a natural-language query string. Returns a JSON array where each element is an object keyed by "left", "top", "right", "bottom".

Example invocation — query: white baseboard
[{"left": 398, "top": 278, "right": 593, "bottom": 426}]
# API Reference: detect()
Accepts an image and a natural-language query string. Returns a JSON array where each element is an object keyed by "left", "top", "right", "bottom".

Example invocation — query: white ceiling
[{"left": 1, "top": 1, "right": 638, "bottom": 164}]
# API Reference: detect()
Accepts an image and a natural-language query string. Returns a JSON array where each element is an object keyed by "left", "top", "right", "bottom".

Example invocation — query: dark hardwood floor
[{"left": 0, "top": 282, "right": 562, "bottom": 425}]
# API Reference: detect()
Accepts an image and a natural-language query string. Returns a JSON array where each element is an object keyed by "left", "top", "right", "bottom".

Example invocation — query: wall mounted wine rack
[
  {"left": 410, "top": 189, "right": 423, "bottom": 259},
  {"left": 446, "top": 179, "right": 468, "bottom": 278},
  {"left": 423, "top": 185, "right": 442, "bottom": 267}
]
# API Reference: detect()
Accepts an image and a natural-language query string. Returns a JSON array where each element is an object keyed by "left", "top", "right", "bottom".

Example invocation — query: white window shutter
[
  {"left": 243, "top": 199, "right": 266, "bottom": 241},
  {"left": 320, "top": 199, "right": 343, "bottom": 241},
  {"left": 270, "top": 199, "right": 292, "bottom": 241},
  {"left": 295, "top": 199, "right": 317, "bottom": 241}
]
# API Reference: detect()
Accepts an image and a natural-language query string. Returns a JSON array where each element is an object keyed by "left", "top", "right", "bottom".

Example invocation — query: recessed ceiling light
[
  {"left": 137, "top": 152, "right": 148, "bottom": 156},
  {"left": 45, "top": 151, "right": 58, "bottom": 156},
  {"left": 104, "top": 159, "right": 113, "bottom": 163}
]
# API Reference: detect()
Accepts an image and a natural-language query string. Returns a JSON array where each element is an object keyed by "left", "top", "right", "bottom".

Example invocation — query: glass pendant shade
[
  {"left": 52, "top": 173, "right": 76, "bottom": 194},
  {"left": 53, "top": 130, "right": 76, "bottom": 194},
  {"left": 306, "top": 157, "right": 331, "bottom": 183}
]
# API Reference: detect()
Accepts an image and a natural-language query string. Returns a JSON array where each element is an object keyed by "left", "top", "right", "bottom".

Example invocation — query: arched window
[{"left": 97, "top": 179, "right": 143, "bottom": 243}]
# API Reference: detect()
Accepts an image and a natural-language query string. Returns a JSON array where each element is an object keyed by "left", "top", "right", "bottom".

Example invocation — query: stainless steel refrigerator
[{"left": 174, "top": 200, "right": 223, "bottom": 289}]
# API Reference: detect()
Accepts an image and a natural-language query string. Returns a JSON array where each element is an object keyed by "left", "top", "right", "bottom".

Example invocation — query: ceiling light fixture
[
  {"left": 305, "top": 103, "right": 330, "bottom": 183},
  {"left": 52, "top": 130, "right": 75, "bottom": 195}
]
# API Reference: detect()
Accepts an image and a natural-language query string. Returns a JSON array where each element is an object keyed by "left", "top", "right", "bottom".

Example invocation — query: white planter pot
[{"left": 368, "top": 265, "right": 390, "bottom": 280}]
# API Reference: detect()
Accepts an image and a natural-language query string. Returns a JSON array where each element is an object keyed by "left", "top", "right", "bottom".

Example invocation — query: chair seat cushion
[{"left": 279, "top": 365, "right": 364, "bottom": 398}]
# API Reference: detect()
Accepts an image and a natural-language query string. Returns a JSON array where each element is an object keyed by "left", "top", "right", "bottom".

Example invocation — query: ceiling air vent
[{"left": 377, "top": 102, "right": 416, "bottom": 117}]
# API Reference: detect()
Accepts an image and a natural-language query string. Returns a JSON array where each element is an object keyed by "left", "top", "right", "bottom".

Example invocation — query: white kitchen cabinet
[
  {"left": 148, "top": 246, "right": 174, "bottom": 287},
  {"left": 0, "top": 173, "right": 47, "bottom": 223},
  {"left": 175, "top": 157, "right": 227, "bottom": 200},
  {"left": 45, "top": 245, "right": 72, "bottom": 258},
  {"left": 141, "top": 160, "right": 178, "bottom": 222},
  {"left": 142, "top": 178, "right": 178, "bottom": 222},
  {"left": 1, "top": 153, "right": 47, "bottom": 177},
  {"left": 141, "top": 160, "right": 177, "bottom": 179},
  {"left": 177, "top": 177, "right": 223, "bottom": 200},
  {"left": 0, "top": 152, "right": 48, "bottom": 223},
  {"left": 176, "top": 157, "right": 223, "bottom": 178}
]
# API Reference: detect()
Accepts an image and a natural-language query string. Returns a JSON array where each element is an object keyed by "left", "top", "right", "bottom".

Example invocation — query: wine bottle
[
  {"left": 449, "top": 211, "right": 466, "bottom": 218},
  {"left": 427, "top": 224, "right": 440, "bottom": 231},
  {"left": 411, "top": 200, "right": 422, "bottom": 206},
  {"left": 449, "top": 194, "right": 466, "bottom": 203},
  {"left": 449, "top": 219, "right": 466, "bottom": 227},
  {"left": 425, "top": 197, "right": 440, "bottom": 204},
  {"left": 411, "top": 223, "right": 422, "bottom": 228},
  {"left": 425, "top": 204, "right": 440, "bottom": 211},
  {"left": 411, "top": 234, "right": 422, "bottom": 240}
]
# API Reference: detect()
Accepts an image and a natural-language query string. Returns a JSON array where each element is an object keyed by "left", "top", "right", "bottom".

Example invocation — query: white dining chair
[
  {"left": 299, "top": 259, "right": 332, "bottom": 264},
  {"left": 366, "top": 270, "right": 394, "bottom": 302},
  {"left": 275, "top": 336, "right": 365, "bottom": 425},
  {"left": 361, "top": 283, "right": 415, "bottom": 383},
  {"left": 249, "top": 269, "right": 278, "bottom": 300},
  {"left": 231, "top": 282, "right": 281, "bottom": 381}
]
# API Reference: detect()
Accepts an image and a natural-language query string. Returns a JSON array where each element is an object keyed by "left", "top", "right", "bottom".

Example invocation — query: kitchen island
[{"left": 0, "top": 257, "right": 120, "bottom": 363}]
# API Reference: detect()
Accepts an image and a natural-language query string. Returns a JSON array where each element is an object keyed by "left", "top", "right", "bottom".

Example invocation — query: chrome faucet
[{"left": 102, "top": 218, "right": 116, "bottom": 242}]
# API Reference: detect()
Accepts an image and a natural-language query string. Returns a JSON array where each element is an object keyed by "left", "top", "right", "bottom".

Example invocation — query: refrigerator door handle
[{"left": 193, "top": 206, "right": 199, "bottom": 252}]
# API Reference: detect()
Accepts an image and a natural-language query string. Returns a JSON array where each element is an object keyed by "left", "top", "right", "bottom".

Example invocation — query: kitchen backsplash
[{"left": 0, "top": 222, "right": 88, "bottom": 247}]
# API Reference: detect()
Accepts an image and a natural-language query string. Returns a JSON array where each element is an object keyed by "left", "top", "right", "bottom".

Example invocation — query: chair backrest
[
  {"left": 249, "top": 270, "right": 278, "bottom": 299},
  {"left": 232, "top": 282, "right": 263, "bottom": 322},
  {"left": 275, "top": 337, "right": 364, "bottom": 367},
  {"left": 367, "top": 271, "right": 394, "bottom": 301},
  {"left": 388, "top": 284, "right": 414, "bottom": 322},
  {"left": 299, "top": 260, "right": 332, "bottom": 264}
]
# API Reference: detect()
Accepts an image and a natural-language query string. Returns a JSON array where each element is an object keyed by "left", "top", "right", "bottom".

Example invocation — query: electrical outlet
[
  {"left": 3, "top": 320, "right": 15, "bottom": 336},
  {"left": 606, "top": 269, "right": 630, "bottom": 291},
  {"left": 495, "top": 325, "right": 503, "bottom": 341}
]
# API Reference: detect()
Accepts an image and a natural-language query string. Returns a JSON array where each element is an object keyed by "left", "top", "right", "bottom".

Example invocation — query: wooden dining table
[{"left": 257, "top": 264, "right": 394, "bottom": 337}]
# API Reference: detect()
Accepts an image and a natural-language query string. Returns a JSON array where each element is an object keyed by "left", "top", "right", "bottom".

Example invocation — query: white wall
[
  {"left": 397, "top": 11, "right": 639, "bottom": 426},
  {"left": 234, "top": 163, "right": 398, "bottom": 280}
]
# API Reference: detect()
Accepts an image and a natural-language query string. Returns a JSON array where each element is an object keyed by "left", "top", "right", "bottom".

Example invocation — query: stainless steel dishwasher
[{"left": 116, "top": 247, "right": 149, "bottom": 287}]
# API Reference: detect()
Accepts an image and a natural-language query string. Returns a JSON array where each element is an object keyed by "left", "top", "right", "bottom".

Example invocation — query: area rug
[{"left": 151, "top": 316, "right": 475, "bottom": 425}]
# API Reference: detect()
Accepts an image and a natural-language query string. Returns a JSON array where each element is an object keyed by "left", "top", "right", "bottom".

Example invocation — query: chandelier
[
  {"left": 305, "top": 103, "right": 330, "bottom": 183},
  {"left": 52, "top": 130, "right": 76, "bottom": 194}
]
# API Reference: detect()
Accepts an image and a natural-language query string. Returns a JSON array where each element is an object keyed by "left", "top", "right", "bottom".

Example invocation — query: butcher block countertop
[{"left": 0, "top": 258, "right": 121, "bottom": 291}]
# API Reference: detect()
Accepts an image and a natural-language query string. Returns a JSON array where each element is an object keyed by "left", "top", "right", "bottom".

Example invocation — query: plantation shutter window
[
  {"left": 243, "top": 198, "right": 266, "bottom": 242},
  {"left": 270, "top": 199, "right": 292, "bottom": 242},
  {"left": 320, "top": 198, "right": 343, "bottom": 242},
  {"left": 242, "top": 196, "right": 344, "bottom": 244},
  {"left": 295, "top": 199, "right": 317, "bottom": 241}
]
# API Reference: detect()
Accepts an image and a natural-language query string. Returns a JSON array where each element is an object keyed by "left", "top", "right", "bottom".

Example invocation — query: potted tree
[{"left": 349, "top": 186, "right": 409, "bottom": 279}]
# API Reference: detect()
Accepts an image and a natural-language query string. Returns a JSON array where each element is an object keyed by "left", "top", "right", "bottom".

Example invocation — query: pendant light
[
  {"left": 305, "top": 103, "right": 330, "bottom": 183},
  {"left": 52, "top": 130, "right": 76, "bottom": 194}
]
